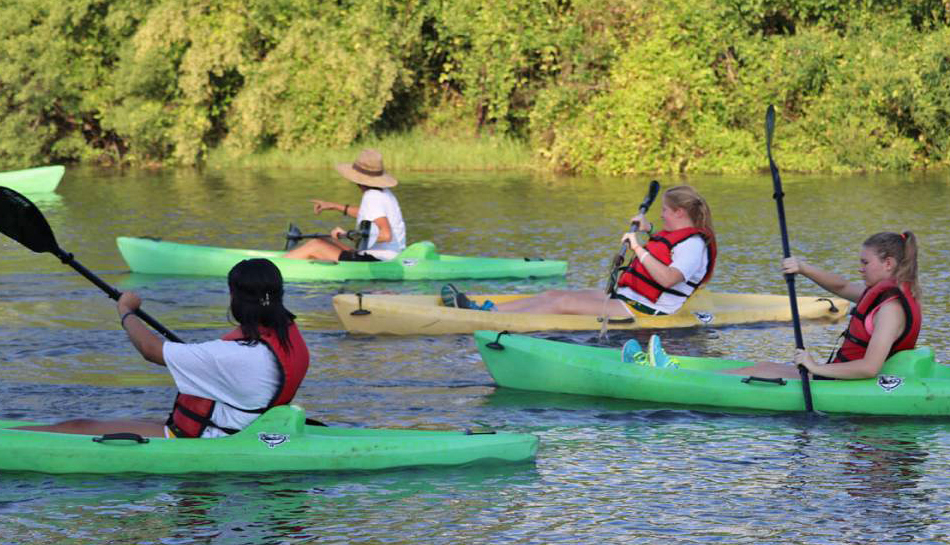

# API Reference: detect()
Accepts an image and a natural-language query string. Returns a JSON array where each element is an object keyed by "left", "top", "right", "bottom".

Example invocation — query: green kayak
[
  {"left": 474, "top": 330, "right": 949, "bottom": 416},
  {"left": 0, "top": 405, "right": 538, "bottom": 474},
  {"left": 0, "top": 165, "right": 65, "bottom": 193},
  {"left": 117, "top": 236, "right": 567, "bottom": 281}
]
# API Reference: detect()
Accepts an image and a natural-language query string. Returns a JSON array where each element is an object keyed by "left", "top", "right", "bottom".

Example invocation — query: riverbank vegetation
[{"left": 2, "top": 0, "right": 950, "bottom": 174}]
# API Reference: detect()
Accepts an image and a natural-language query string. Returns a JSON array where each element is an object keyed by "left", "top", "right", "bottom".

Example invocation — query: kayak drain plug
[
  {"left": 351, "top": 293, "right": 371, "bottom": 316},
  {"left": 486, "top": 331, "right": 509, "bottom": 350}
]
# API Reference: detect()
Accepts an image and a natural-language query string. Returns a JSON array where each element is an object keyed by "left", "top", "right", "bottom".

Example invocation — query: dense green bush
[{"left": 1, "top": 0, "right": 949, "bottom": 172}]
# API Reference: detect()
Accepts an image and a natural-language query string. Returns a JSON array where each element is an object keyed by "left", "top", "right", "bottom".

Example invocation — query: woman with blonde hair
[
  {"left": 718, "top": 231, "right": 922, "bottom": 379},
  {"left": 442, "top": 185, "right": 717, "bottom": 317}
]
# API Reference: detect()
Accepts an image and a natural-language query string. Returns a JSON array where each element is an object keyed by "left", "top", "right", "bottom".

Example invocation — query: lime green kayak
[
  {"left": 117, "top": 236, "right": 567, "bottom": 281},
  {"left": 474, "top": 330, "right": 949, "bottom": 416},
  {"left": 0, "top": 165, "right": 65, "bottom": 193},
  {"left": 0, "top": 405, "right": 538, "bottom": 474},
  {"left": 333, "top": 290, "right": 849, "bottom": 335}
]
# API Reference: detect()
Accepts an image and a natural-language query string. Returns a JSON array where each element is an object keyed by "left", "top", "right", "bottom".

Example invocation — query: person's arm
[
  {"left": 373, "top": 216, "right": 392, "bottom": 243},
  {"left": 783, "top": 256, "right": 863, "bottom": 302},
  {"left": 117, "top": 291, "right": 166, "bottom": 366},
  {"left": 797, "top": 300, "right": 905, "bottom": 379},
  {"left": 621, "top": 232, "right": 685, "bottom": 288},
  {"left": 629, "top": 213, "right": 653, "bottom": 234},
  {"left": 311, "top": 199, "right": 354, "bottom": 217}
]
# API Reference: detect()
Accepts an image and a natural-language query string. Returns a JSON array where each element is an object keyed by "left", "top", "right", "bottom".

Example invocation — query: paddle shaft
[
  {"left": 53, "top": 248, "right": 183, "bottom": 343},
  {"left": 766, "top": 105, "right": 813, "bottom": 412},
  {"left": 606, "top": 180, "right": 661, "bottom": 295}
]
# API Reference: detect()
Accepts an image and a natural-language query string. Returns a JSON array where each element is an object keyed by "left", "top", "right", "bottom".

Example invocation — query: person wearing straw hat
[{"left": 284, "top": 149, "right": 407, "bottom": 262}]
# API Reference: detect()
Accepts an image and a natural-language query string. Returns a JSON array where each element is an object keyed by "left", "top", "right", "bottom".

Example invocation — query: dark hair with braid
[
  {"left": 863, "top": 231, "right": 920, "bottom": 299},
  {"left": 227, "top": 259, "right": 296, "bottom": 350}
]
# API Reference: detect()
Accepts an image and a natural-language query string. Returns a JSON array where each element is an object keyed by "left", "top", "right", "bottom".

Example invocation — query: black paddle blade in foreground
[{"left": 0, "top": 186, "right": 60, "bottom": 254}]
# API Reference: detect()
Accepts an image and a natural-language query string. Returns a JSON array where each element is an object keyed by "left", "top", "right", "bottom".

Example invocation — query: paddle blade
[
  {"left": 765, "top": 105, "right": 775, "bottom": 155},
  {"left": 0, "top": 186, "right": 60, "bottom": 254},
  {"left": 640, "top": 180, "right": 661, "bottom": 213}
]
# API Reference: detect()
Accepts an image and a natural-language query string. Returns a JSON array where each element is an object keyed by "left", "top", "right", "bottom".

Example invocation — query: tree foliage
[{"left": 1, "top": 0, "right": 950, "bottom": 172}]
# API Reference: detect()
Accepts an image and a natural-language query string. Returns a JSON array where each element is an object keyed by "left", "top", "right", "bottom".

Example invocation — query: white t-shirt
[
  {"left": 163, "top": 339, "right": 281, "bottom": 438},
  {"left": 357, "top": 188, "right": 406, "bottom": 260},
  {"left": 616, "top": 235, "right": 709, "bottom": 315}
]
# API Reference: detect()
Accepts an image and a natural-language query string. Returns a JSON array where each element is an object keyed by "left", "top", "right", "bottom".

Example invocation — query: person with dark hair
[
  {"left": 283, "top": 148, "right": 406, "bottom": 262},
  {"left": 14, "top": 258, "right": 310, "bottom": 438},
  {"left": 716, "top": 231, "right": 922, "bottom": 379},
  {"left": 442, "top": 185, "right": 717, "bottom": 317}
]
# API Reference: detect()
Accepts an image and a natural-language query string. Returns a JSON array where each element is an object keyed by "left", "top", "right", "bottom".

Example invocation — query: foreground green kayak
[
  {"left": 0, "top": 405, "right": 538, "bottom": 474},
  {"left": 0, "top": 165, "right": 65, "bottom": 193},
  {"left": 117, "top": 236, "right": 567, "bottom": 281},
  {"left": 474, "top": 330, "right": 949, "bottom": 416}
]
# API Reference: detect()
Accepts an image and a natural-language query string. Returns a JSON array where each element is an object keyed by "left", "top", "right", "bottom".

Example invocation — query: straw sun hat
[{"left": 335, "top": 149, "right": 398, "bottom": 188}]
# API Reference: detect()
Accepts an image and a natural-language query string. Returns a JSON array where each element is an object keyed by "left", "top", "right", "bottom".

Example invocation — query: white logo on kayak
[
  {"left": 401, "top": 258, "right": 419, "bottom": 266},
  {"left": 258, "top": 432, "right": 288, "bottom": 448},
  {"left": 694, "top": 312, "right": 714, "bottom": 324},
  {"left": 878, "top": 375, "right": 903, "bottom": 392}
]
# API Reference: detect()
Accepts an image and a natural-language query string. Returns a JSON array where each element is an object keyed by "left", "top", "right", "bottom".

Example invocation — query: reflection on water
[{"left": 1, "top": 167, "right": 949, "bottom": 544}]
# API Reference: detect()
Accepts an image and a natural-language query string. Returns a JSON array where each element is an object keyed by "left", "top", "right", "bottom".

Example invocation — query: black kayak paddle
[
  {"left": 605, "top": 180, "right": 661, "bottom": 295},
  {"left": 0, "top": 186, "right": 183, "bottom": 343},
  {"left": 765, "top": 105, "right": 814, "bottom": 413}
]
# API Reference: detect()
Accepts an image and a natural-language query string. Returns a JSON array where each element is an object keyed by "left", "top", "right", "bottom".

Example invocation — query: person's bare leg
[
  {"left": 495, "top": 289, "right": 630, "bottom": 316},
  {"left": 283, "top": 239, "right": 345, "bottom": 261},
  {"left": 13, "top": 419, "right": 167, "bottom": 437}
]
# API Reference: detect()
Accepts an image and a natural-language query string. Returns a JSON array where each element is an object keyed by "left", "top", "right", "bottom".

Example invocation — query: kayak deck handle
[
  {"left": 93, "top": 432, "right": 150, "bottom": 444},
  {"left": 597, "top": 316, "right": 635, "bottom": 324},
  {"left": 816, "top": 297, "right": 839, "bottom": 313},
  {"left": 350, "top": 292, "right": 371, "bottom": 316},
  {"left": 465, "top": 427, "right": 497, "bottom": 435},
  {"left": 741, "top": 376, "right": 788, "bottom": 386},
  {"left": 486, "top": 330, "right": 509, "bottom": 350}
]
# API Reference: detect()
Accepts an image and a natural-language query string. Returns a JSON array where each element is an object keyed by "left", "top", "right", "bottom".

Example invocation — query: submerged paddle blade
[{"left": 0, "top": 186, "right": 60, "bottom": 254}]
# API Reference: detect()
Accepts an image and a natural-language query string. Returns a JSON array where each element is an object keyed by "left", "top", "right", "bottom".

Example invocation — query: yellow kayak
[{"left": 332, "top": 289, "right": 850, "bottom": 335}]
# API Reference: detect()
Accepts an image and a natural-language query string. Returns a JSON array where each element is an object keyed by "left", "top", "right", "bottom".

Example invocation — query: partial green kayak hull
[
  {"left": 0, "top": 405, "right": 538, "bottom": 474},
  {"left": 474, "top": 330, "right": 950, "bottom": 416},
  {"left": 117, "top": 236, "right": 567, "bottom": 281},
  {"left": 0, "top": 165, "right": 65, "bottom": 193}
]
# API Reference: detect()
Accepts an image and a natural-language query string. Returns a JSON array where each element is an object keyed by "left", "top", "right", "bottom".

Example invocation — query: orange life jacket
[
  {"left": 166, "top": 323, "right": 310, "bottom": 438},
  {"left": 616, "top": 227, "right": 717, "bottom": 302},
  {"left": 832, "top": 279, "right": 921, "bottom": 363}
]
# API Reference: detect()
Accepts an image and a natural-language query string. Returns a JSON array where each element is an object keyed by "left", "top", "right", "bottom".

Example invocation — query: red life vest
[
  {"left": 166, "top": 323, "right": 310, "bottom": 438},
  {"left": 832, "top": 279, "right": 921, "bottom": 363},
  {"left": 616, "top": 227, "right": 717, "bottom": 302}
]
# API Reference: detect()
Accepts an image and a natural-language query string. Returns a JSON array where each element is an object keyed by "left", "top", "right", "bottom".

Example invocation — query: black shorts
[{"left": 339, "top": 250, "right": 380, "bottom": 262}]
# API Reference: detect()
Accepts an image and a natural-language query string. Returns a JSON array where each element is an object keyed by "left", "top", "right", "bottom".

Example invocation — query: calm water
[{"left": 1, "top": 166, "right": 949, "bottom": 544}]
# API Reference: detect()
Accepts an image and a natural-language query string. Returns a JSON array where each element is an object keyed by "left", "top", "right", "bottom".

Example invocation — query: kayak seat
[
  {"left": 238, "top": 405, "right": 306, "bottom": 436},
  {"left": 879, "top": 347, "right": 936, "bottom": 378},
  {"left": 397, "top": 241, "right": 438, "bottom": 260}
]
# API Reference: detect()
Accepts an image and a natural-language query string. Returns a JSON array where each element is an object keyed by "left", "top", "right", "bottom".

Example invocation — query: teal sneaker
[
  {"left": 647, "top": 334, "right": 674, "bottom": 368},
  {"left": 621, "top": 339, "right": 644, "bottom": 364},
  {"left": 440, "top": 284, "right": 461, "bottom": 307},
  {"left": 440, "top": 283, "right": 482, "bottom": 310}
]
